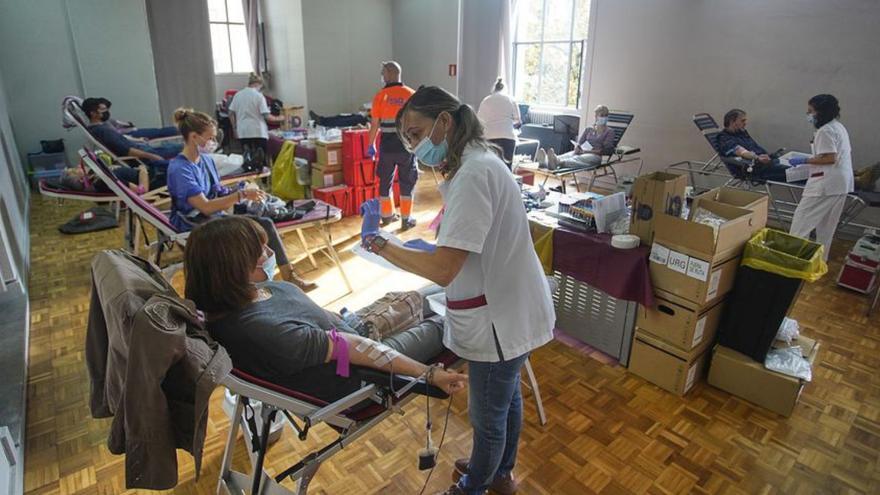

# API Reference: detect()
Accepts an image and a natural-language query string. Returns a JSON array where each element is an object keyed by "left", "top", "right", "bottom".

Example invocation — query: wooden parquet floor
[{"left": 22, "top": 177, "right": 880, "bottom": 495}]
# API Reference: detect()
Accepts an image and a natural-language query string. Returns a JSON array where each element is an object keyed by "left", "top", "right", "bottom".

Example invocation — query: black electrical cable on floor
[{"left": 418, "top": 394, "right": 453, "bottom": 495}]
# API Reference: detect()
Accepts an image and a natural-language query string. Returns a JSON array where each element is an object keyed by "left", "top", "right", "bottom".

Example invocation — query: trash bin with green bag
[{"left": 717, "top": 228, "right": 827, "bottom": 362}]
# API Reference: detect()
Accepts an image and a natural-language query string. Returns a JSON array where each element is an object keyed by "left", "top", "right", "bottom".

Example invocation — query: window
[
  {"left": 513, "top": 0, "right": 590, "bottom": 109},
  {"left": 208, "top": 0, "right": 252, "bottom": 74}
]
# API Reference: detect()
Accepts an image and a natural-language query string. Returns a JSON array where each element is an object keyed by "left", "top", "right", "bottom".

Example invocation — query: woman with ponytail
[
  {"left": 166, "top": 107, "right": 316, "bottom": 291},
  {"left": 360, "top": 86, "right": 555, "bottom": 495},
  {"left": 477, "top": 78, "right": 521, "bottom": 168}
]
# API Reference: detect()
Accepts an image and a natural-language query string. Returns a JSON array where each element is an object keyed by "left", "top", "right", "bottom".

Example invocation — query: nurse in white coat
[
  {"left": 788, "top": 94, "right": 853, "bottom": 261},
  {"left": 360, "top": 86, "right": 555, "bottom": 495}
]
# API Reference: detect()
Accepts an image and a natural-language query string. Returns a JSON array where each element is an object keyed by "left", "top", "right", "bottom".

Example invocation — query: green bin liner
[{"left": 740, "top": 228, "right": 827, "bottom": 282}]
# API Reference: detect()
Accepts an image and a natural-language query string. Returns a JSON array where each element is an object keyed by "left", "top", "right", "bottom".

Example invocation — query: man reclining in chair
[
  {"left": 81, "top": 97, "right": 182, "bottom": 179},
  {"left": 718, "top": 108, "right": 789, "bottom": 181},
  {"left": 183, "top": 216, "right": 468, "bottom": 401}
]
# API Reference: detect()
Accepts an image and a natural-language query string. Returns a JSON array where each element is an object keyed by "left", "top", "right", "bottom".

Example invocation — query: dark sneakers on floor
[
  {"left": 401, "top": 216, "right": 417, "bottom": 231},
  {"left": 452, "top": 459, "right": 519, "bottom": 494},
  {"left": 380, "top": 214, "right": 400, "bottom": 227}
]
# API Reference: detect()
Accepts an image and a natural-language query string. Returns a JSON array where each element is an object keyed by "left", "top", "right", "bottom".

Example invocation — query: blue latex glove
[
  {"left": 366, "top": 144, "right": 376, "bottom": 158},
  {"left": 403, "top": 239, "right": 437, "bottom": 253},
  {"left": 360, "top": 198, "right": 381, "bottom": 245},
  {"left": 788, "top": 156, "right": 808, "bottom": 166}
]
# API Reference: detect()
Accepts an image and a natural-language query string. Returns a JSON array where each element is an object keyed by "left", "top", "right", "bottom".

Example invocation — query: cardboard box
[
  {"left": 694, "top": 187, "right": 769, "bottom": 233},
  {"left": 637, "top": 297, "right": 725, "bottom": 352},
  {"left": 628, "top": 330, "right": 709, "bottom": 396},
  {"left": 708, "top": 337, "right": 819, "bottom": 416},
  {"left": 281, "top": 105, "right": 306, "bottom": 130},
  {"left": 629, "top": 172, "right": 687, "bottom": 245},
  {"left": 649, "top": 199, "right": 756, "bottom": 307},
  {"left": 311, "top": 167, "right": 344, "bottom": 188},
  {"left": 317, "top": 140, "right": 343, "bottom": 167}
]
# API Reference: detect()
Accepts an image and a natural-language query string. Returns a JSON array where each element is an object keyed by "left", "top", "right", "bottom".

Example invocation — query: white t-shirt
[
  {"left": 436, "top": 145, "right": 555, "bottom": 362},
  {"left": 228, "top": 86, "right": 270, "bottom": 140},
  {"left": 477, "top": 92, "right": 520, "bottom": 141},
  {"left": 804, "top": 119, "right": 853, "bottom": 197}
]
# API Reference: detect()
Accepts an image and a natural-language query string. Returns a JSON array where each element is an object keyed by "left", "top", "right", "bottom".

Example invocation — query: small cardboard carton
[
  {"left": 693, "top": 187, "right": 769, "bottom": 233},
  {"left": 708, "top": 337, "right": 819, "bottom": 417},
  {"left": 311, "top": 166, "right": 344, "bottom": 188},
  {"left": 628, "top": 329, "right": 710, "bottom": 396},
  {"left": 317, "top": 140, "right": 343, "bottom": 168},
  {"left": 649, "top": 199, "right": 755, "bottom": 308},
  {"left": 637, "top": 296, "right": 725, "bottom": 352},
  {"left": 281, "top": 105, "right": 306, "bottom": 130},
  {"left": 629, "top": 172, "right": 687, "bottom": 245}
]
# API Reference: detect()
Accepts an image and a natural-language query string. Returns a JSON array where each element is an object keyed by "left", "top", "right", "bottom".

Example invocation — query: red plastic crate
[
  {"left": 344, "top": 159, "right": 377, "bottom": 187},
  {"left": 313, "top": 185, "right": 354, "bottom": 217},
  {"left": 342, "top": 129, "right": 370, "bottom": 164}
]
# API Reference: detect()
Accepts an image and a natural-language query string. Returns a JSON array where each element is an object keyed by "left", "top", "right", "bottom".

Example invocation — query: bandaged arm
[{"left": 323, "top": 330, "right": 430, "bottom": 379}]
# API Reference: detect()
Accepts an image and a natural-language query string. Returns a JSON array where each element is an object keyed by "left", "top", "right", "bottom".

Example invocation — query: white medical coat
[
  {"left": 436, "top": 145, "right": 555, "bottom": 362},
  {"left": 229, "top": 87, "right": 270, "bottom": 140},
  {"left": 803, "top": 119, "right": 853, "bottom": 198},
  {"left": 477, "top": 92, "right": 520, "bottom": 141}
]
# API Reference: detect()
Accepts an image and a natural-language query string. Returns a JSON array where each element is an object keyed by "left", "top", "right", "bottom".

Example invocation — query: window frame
[
  {"left": 209, "top": 0, "right": 252, "bottom": 75},
  {"left": 512, "top": 0, "right": 588, "bottom": 111}
]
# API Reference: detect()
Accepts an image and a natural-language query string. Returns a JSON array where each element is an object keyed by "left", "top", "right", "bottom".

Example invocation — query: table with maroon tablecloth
[
  {"left": 268, "top": 135, "right": 317, "bottom": 163},
  {"left": 552, "top": 227, "right": 655, "bottom": 307}
]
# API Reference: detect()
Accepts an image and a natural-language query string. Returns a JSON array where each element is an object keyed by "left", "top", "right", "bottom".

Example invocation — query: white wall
[
  {"left": 391, "top": 0, "right": 460, "bottom": 94},
  {"left": 301, "top": 0, "right": 394, "bottom": 115},
  {"left": 215, "top": 73, "right": 251, "bottom": 100},
  {"left": 0, "top": 0, "right": 160, "bottom": 162},
  {"left": 263, "top": 0, "right": 309, "bottom": 110},
  {"left": 582, "top": 0, "right": 880, "bottom": 174}
]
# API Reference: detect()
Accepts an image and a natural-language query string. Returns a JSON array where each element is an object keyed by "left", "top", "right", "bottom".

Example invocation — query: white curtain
[
  {"left": 458, "top": 0, "right": 516, "bottom": 107},
  {"left": 146, "top": 0, "right": 216, "bottom": 123},
  {"left": 242, "top": 0, "right": 264, "bottom": 74}
]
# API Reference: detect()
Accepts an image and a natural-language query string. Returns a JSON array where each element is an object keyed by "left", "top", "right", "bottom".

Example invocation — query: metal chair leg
[
  {"left": 523, "top": 357, "right": 547, "bottom": 426},
  {"left": 318, "top": 224, "right": 353, "bottom": 293},
  {"left": 296, "top": 228, "right": 319, "bottom": 269}
]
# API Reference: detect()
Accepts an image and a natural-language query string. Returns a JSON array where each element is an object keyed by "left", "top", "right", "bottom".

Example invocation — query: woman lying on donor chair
[{"left": 184, "top": 216, "right": 468, "bottom": 400}]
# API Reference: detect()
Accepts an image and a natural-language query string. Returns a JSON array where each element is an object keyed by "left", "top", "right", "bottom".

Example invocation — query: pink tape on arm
[
  {"left": 428, "top": 206, "right": 445, "bottom": 233},
  {"left": 328, "top": 328, "right": 350, "bottom": 377}
]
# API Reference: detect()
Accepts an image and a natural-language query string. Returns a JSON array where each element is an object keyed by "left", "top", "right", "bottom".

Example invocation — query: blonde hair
[
  {"left": 248, "top": 72, "right": 263, "bottom": 86},
  {"left": 173, "top": 107, "right": 216, "bottom": 141},
  {"left": 396, "top": 86, "right": 497, "bottom": 181},
  {"left": 594, "top": 105, "right": 610, "bottom": 117}
]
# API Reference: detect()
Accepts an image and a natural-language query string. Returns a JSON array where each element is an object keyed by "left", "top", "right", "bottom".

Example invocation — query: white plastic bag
[
  {"left": 692, "top": 207, "right": 728, "bottom": 242},
  {"left": 210, "top": 153, "right": 244, "bottom": 176},
  {"left": 776, "top": 317, "right": 800, "bottom": 344},
  {"left": 764, "top": 346, "right": 812, "bottom": 381}
]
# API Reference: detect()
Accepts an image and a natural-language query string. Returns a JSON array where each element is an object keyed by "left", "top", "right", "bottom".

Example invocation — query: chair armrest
[{"left": 358, "top": 367, "right": 449, "bottom": 400}]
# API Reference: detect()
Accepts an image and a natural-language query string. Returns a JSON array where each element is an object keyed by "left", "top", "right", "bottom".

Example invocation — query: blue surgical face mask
[
  {"left": 807, "top": 113, "right": 816, "bottom": 125},
  {"left": 413, "top": 117, "right": 448, "bottom": 167},
  {"left": 260, "top": 247, "right": 276, "bottom": 282},
  {"left": 596, "top": 116, "right": 608, "bottom": 126}
]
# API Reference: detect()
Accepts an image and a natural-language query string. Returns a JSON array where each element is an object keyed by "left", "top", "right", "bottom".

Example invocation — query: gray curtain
[
  {"left": 242, "top": 0, "right": 264, "bottom": 74},
  {"left": 145, "top": 0, "right": 216, "bottom": 124},
  {"left": 458, "top": 0, "right": 509, "bottom": 107}
]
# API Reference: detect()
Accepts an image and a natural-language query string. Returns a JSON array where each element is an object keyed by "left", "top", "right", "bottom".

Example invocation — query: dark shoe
[
  {"left": 437, "top": 485, "right": 465, "bottom": 495},
  {"left": 452, "top": 458, "right": 518, "bottom": 495},
  {"left": 401, "top": 216, "right": 417, "bottom": 231},
  {"left": 380, "top": 214, "right": 400, "bottom": 227}
]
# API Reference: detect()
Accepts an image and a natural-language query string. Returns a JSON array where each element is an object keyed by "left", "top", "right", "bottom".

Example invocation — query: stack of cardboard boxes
[
  {"left": 312, "top": 140, "right": 344, "bottom": 189},
  {"left": 628, "top": 184, "right": 769, "bottom": 396}
]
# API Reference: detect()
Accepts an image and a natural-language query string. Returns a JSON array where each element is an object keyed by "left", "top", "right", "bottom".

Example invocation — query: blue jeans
[
  {"left": 458, "top": 352, "right": 529, "bottom": 495},
  {"left": 127, "top": 126, "right": 179, "bottom": 139}
]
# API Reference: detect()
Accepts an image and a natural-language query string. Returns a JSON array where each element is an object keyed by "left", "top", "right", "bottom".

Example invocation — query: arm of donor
[
  {"left": 375, "top": 240, "right": 468, "bottom": 287},
  {"left": 324, "top": 329, "right": 467, "bottom": 394}
]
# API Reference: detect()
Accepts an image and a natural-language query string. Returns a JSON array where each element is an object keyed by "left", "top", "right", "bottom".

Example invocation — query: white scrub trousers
[{"left": 789, "top": 194, "right": 846, "bottom": 261}]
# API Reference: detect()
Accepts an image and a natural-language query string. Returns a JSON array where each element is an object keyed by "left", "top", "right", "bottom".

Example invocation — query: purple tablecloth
[
  {"left": 268, "top": 135, "right": 317, "bottom": 163},
  {"left": 552, "top": 227, "right": 655, "bottom": 307}
]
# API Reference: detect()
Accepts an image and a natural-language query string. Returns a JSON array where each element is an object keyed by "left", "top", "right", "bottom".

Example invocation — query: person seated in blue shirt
[
  {"left": 88, "top": 97, "right": 179, "bottom": 139},
  {"left": 166, "top": 107, "right": 316, "bottom": 292},
  {"left": 717, "top": 109, "right": 788, "bottom": 181},
  {"left": 81, "top": 98, "right": 182, "bottom": 180}
]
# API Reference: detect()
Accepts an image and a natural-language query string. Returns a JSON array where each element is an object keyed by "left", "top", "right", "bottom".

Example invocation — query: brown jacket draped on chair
[{"left": 86, "top": 250, "right": 232, "bottom": 490}]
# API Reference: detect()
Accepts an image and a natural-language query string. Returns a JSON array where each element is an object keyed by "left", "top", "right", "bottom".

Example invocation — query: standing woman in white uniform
[
  {"left": 359, "top": 86, "right": 555, "bottom": 495},
  {"left": 788, "top": 94, "right": 853, "bottom": 260},
  {"left": 477, "top": 78, "right": 521, "bottom": 169}
]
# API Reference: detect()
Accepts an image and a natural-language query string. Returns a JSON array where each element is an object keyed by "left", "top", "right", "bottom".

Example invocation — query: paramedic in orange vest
[{"left": 367, "top": 61, "right": 418, "bottom": 230}]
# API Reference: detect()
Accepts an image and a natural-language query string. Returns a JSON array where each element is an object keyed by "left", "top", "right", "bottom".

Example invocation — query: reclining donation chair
[{"left": 79, "top": 149, "right": 353, "bottom": 293}]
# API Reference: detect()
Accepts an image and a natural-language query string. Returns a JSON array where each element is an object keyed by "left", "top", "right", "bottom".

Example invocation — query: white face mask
[
  {"left": 596, "top": 116, "right": 608, "bottom": 126},
  {"left": 197, "top": 138, "right": 218, "bottom": 154}
]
